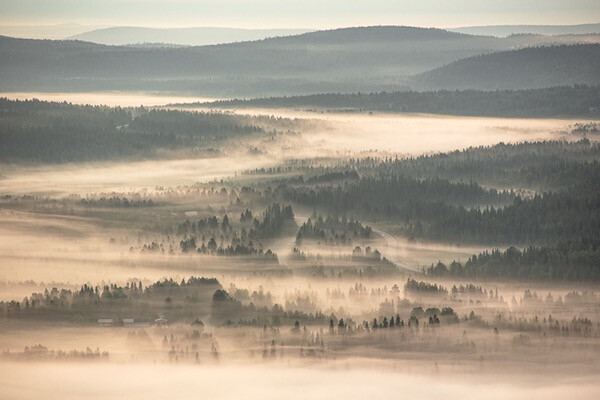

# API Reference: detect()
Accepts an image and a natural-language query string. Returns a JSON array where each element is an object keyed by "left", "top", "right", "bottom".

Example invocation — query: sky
[{"left": 1, "top": 0, "right": 599, "bottom": 30}]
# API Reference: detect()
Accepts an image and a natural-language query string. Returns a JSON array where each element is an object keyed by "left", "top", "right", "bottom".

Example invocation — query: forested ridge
[
  {"left": 279, "top": 177, "right": 599, "bottom": 247},
  {"left": 2, "top": 32, "right": 598, "bottom": 95},
  {"left": 200, "top": 86, "right": 600, "bottom": 118},
  {"left": 353, "top": 140, "right": 600, "bottom": 191},
  {"left": 408, "top": 189, "right": 600, "bottom": 245},
  {"left": 256, "top": 141, "right": 600, "bottom": 269},
  {"left": 280, "top": 174, "right": 513, "bottom": 210},
  {"left": 415, "top": 44, "right": 600, "bottom": 90},
  {"left": 0, "top": 98, "right": 294, "bottom": 163}
]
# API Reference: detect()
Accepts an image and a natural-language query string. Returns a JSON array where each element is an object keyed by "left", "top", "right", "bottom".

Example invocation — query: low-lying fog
[
  {"left": 2, "top": 92, "right": 599, "bottom": 400},
  {"left": 0, "top": 154, "right": 279, "bottom": 197},
  {"left": 1, "top": 99, "right": 588, "bottom": 197},
  {"left": 0, "top": 204, "right": 491, "bottom": 292},
  {"left": 193, "top": 106, "right": 581, "bottom": 155},
  {"left": 1, "top": 362, "right": 598, "bottom": 400}
]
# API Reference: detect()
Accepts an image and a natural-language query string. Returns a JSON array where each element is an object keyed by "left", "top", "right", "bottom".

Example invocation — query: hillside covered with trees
[
  {"left": 414, "top": 44, "right": 600, "bottom": 90},
  {"left": 1, "top": 29, "right": 598, "bottom": 95}
]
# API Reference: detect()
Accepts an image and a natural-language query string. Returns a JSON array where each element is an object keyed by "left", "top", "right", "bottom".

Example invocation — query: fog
[
  {"left": 185, "top": 106, "right": 580, "bottom": 155},
  {"left": 1, "top": 91, "right": 599, "bottom": 399},
  {"left": 1, "top": 362, "right": 599, "bottom": 400},
  {"left": 0, "top": 207, "right": 470, "bottom": 287},
  {"left": 0, "top": 154, "right": 280, "bottom": 197},
  {"left": 2, "top": 277, "right": 599, "bottom": 399},
  {"left": 372, "top": 233, "right": 491, "bottom": 272},
  {"left": 1, "top": 105, "right": 583, "bottom": 198}
]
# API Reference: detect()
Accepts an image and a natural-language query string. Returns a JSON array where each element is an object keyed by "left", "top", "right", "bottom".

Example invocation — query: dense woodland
[
  {"left": 0, "top": 98, "right": 301, "bottom": 162},
  {"left": 204, "top": 86, "right": 600, "bottom": 118},
  {"left": 280, "top": 174, "right": 513, "bottom": 212},
  {"left": 136, "top": 203, "right": 295, "bottom": 262},
  {"left": 428, "top": 241, "right": 600, "bottom": 280},
  {"left": 248, "top": 140, "right": 600, "bottom": 279},
  {"left": 128, "top": 109, "right": 263, "bottom": 139},
  {"left": 0, "top": 277, "right": 222, "bottom": 323},
  {"left": 276, "top": 171, "right": 599, "bottom": 249},
  {"left": 295, "top": 213, "right": 372, "bottom": 246},
  {"left": 355, "top": 140, "right": 600, "bottom": 191}
]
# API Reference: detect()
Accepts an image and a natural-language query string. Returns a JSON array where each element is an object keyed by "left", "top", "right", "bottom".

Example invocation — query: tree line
[
  {"left": 0, "top": 277, "right": 222, "bottom": 322},
  {"left": 427, "top": 241, "right": 600, "bottom": 281},
  {"left": 205, "top": 85, "right": 600, "bottom": 118},
  {"left": 0, "top": 98, "right": 298, "bottom": 163},
  {"left": 295, "top": 213, "right": 372, "bottom": 246}
]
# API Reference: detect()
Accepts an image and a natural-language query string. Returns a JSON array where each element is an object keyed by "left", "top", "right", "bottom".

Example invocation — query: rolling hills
[{"left": 1, "top": 26, "right": 599, "bottom": 96}]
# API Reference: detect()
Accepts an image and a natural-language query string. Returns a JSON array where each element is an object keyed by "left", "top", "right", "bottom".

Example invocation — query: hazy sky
[{"left": 1, "top": 0, "right": 599, "bottom": 29}]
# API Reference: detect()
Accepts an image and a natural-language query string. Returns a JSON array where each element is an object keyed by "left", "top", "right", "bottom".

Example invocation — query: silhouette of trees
[
  {"left": 213, "top": 85, "right": 600, "bottom": 118},
  {"left": 427, "top": 242, "right": 600, "bottom": 280}
]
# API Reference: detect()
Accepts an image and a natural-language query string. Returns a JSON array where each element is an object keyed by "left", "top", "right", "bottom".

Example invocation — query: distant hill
[
  {"left": 1, "top": 26, "right": 599, "bottom": 96},
  {"left": 69, "top": 26, "right": 314, "bottom": 46},
  {"left": 0, "top": 23, "right": 108, "bottom": 40},
  {"left": 450, "top": 23, "right": 600, "bottom": 37},
  {"left": 413, "top": 44, "right": 600, "bottom": 90},
  {"left": 189, "top": 86, "right": 600, "bottom": 118}
]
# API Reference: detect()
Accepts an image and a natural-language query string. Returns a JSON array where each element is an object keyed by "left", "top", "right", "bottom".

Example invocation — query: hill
[
  {"left": 0, "top": 23, "right": 108, "bottom": 40},
  {"left": 69, "top": 26, "right": 313, "bottom": 46},
  {"left": 450, "top": 23, "right": 600, "bottom": 37},
  {"left": 1, "top": 27, "right": 599, "bottom": 96},
  {"left": 413, "top": 44, "right": 600, "bottom": 90}
]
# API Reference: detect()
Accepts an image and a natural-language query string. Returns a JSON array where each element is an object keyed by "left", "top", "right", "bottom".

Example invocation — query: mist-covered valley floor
[{"left": 0, "top": 91, "right": 599, "bottom": 399}]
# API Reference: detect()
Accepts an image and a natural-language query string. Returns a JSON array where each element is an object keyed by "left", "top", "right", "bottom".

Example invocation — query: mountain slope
[{"left": 413, "top": 44, "right": 600, "bottom": 90}]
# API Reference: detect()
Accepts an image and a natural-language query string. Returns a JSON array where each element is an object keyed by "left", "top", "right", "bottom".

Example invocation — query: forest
[
  {"left": 0, "top": 98, "right": 303, "bottom": 162},
  {"left": 132, "top": 203, "right": 296, "bottom": 264},
  {"left": 415, "top": 44, "right": 600, "bottom": 90},
  {"left": 2, "top": 8, "right": 600, "bottom": 399},
  {"left": 201, "top": 85, "right": 600, "bottom": 118},
  {"left": 427, "top": 242, "right": 600, "bottom": 280},
  {"left": 295, "top": 213, "right": 372, "bottom": 246},
  {"left": 1, "top": 277, "right": 222, "bottom": 323}
]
